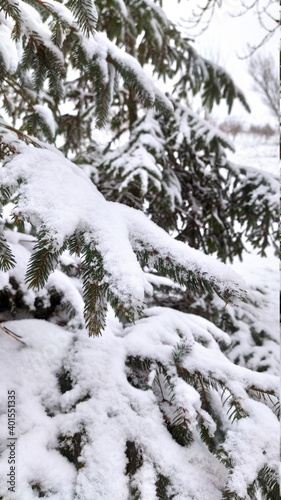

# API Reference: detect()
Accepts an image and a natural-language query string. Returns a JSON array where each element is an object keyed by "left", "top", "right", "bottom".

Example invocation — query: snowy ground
[{"left": 227, "top": 133, "right": 278, "bottom": 176}]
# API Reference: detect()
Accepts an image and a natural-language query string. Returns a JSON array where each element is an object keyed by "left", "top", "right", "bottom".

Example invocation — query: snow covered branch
[{"left": 0, "top": 131, "right": 245, "bottom": 334}]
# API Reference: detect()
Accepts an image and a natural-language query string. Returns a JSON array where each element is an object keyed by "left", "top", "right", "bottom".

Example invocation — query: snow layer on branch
[
  {"left": 10, "top": 0, "right": 64, "bottom": 65},
  {"left": 140, "top": 0, "right": 169, "bottom": 25},
  {"left": 42, "top": 0, "right": 76, "bottom": 25},
  {"left": 0, "top": 1, "right": 172, "bottom": 113},
  {"left": 34, "top": 105, "right": 57, "bottom": 136},
  {"left": 0, "top": 22, "right": 19, "bottom": 74},
  {"left": 0, "top": 139, "right": 244, "bottom": 308},
  {"left": 105, "top": 111, "right": 165, "bottom": 195},
  {"left": 227, "top": 249, "right": 279, "bottom": 375},
  {"left": 1, "top": 145, "right": 146, "bottom": 307},
  {"left": 81, "top": 32, "right": 173, "bottom": 112},
  {"left": 116, "top": 203, "right": 245, "bottom": 294},
  {"left": 228, "top": 160, "right": 278, "bottom": 209},
  {"left": 0, "top": 317, "right": 218, "bottom": 500},
  {"left": 123, "top": 307, "right": 278, "bottom": 395},
  {"left": 0, "top": 320, "right": 76, "bottom": 500},
  {"left": 175, "top": 104, "right": 235, "bottom": 152}
]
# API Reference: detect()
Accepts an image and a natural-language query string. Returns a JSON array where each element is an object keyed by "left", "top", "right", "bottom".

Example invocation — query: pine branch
[
  {"left": 137, "top": 248, "right": 241, "bottom": 304},
  {"left": 80, "top": 244, "right": 107, "bottom": 335},
  {"left": 152, "top": 364, "right": 194, "bottom": 447},
  {"left": 179, "top": 49, "right": 251, "bottom": 114},
  {"left": 257, "top": 466, "right": 280, "bottom": 500},
  {"left": 169, "top": 407, "right": 194, "bottom": 447},
  {"left": 20, "top": 37, "right": 64, "bottom": 101},
  {"left": 82, "top": 280, "right": 108, "bottom": 336},
  {"left": 125, "top": 355, "right": 152, "bottom": 390},
  {"left": 0, "top": 121, "right": 42, "bottom": 148},
  {"left": 22, "top": 110, "right": 55, "bottom": 142},
  {"left": 125, "top": 440, "right": 143, "bottom": 476},
  {"left": 155, "top": 473, "right": 171, "bottom": 500},
  {"left": 26, "top": 232, "right": 66, "bottom": 289},
  {"left": 0, "top": 1, "right": 21, "bottom": 21},
  {"left": 107, "top": 54, "right": 155, "bottom": 109},
  {"left": 226, "top": 399, "right": 248, "bottom": 423},
  {"left": 87, "top": 59, "right": 114, "bottom": 128},
  {"left": 222, "top": 466, "right": 280, "bottom": 500},
  {"left": 247, "top": 386, "right": 279, "bottom": 402},
  {"left": 67, "top": 232, "right": 84, "bottom": 257},
  {"left": 0, "top": 230, "right": 16, "bottom": 272},
  {"left": 221, "top": 490, "right": 242, "bottom": 500},
  {"left": 0, "top": 184, "right": 12, "bottom": 201},
  {"left": 172, "top": 341, "right": 193, "bottom": 364},
  {"left": 66, "top": 0, "right": 97, "bottom": 36},
  {"left": 197, "top": 413, "right": 216, "bottom": 452}
]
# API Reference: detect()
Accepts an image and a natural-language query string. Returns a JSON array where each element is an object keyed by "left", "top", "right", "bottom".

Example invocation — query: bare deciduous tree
[
  {"left": 180, "top": 0, "right": 278, "bottom": 54},
  {"left": 248, "top": 52, "right": 279, "bottom": 120}
]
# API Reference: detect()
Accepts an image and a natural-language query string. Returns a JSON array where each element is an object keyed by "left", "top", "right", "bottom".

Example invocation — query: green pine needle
[
  {"left": 0, "top": 231, "right": 16, "bottom": 272},
  {"left": 26, "top": 232, "right": 65, "bottom": 289},
  {"left": 66, "top": 0, "right": 97, "bottom": 36}
]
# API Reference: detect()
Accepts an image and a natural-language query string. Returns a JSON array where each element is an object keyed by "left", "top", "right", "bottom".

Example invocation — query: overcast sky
[{"left": 163, "top": 0, "right": 278, "bottom": 124}]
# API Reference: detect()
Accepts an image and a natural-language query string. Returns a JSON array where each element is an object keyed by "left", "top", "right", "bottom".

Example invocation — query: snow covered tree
[{"left": 0, "top": 1, "right": 279, "bottom": 499}]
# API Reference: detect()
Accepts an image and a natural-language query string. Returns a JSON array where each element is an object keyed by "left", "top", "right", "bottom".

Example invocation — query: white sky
[{"left": 163, "top": 0, "right": 279, "bottom": 124}]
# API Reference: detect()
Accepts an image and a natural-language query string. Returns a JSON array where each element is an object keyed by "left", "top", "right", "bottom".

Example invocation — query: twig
[{"left": 0, "top": 324, "right": 26, "bottom": 346}]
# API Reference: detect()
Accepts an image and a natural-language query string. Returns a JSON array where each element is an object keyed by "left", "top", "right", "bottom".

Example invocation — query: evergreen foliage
[
  {"left": 0, "top": 1, "right": 279, "bottom": 499},
  {"left": 0, "top": 228, "right": 16, "bottom": 271}
]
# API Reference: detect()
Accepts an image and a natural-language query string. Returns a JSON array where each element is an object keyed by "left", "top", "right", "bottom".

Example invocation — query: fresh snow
[{"left": 0, "top": 306, "right": 278, "bottom": 499}]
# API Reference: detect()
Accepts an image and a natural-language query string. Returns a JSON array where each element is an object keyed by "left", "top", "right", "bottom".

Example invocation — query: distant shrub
[
  {"left": 248, "top": 123, "right": 276, "bottom": 138},
  {"left": 217, "top": 119, "right": 277, "bottom": 140}
]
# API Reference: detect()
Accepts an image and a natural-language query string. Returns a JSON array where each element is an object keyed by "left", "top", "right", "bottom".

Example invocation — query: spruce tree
[{"left": 0, "top": 1, "right": 278, "bottom": 499}]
